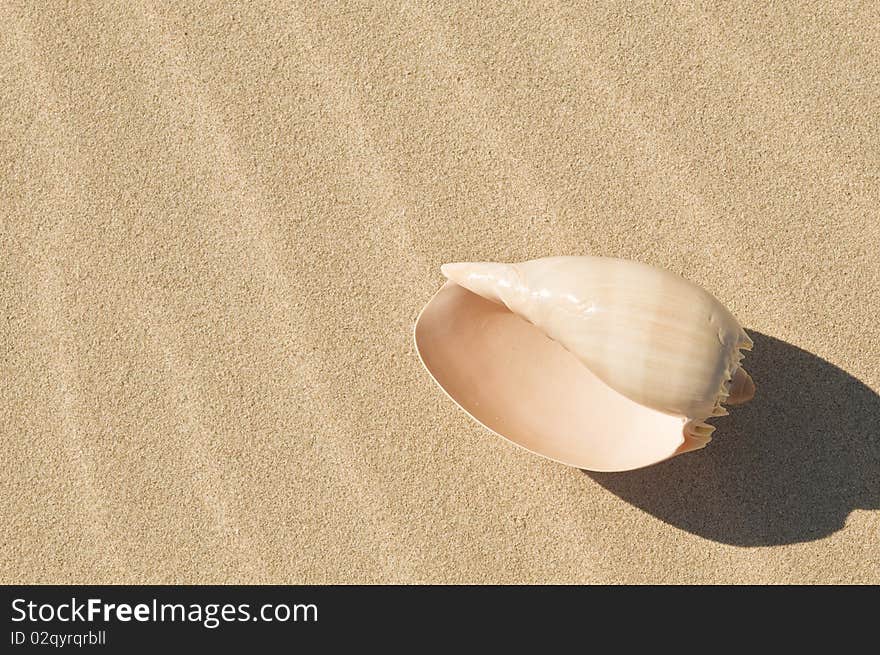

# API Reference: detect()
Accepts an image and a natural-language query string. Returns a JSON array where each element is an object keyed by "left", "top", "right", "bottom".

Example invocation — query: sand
[{"left": 2, "top": 2, "right": 878, "bottom": 584}]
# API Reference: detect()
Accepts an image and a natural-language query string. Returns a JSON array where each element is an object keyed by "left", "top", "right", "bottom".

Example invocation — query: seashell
[{"left": 414, "top": 256, "right": 755, "bottom": 472}]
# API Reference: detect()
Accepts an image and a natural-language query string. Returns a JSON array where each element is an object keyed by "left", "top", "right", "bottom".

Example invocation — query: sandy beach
[{"left": 2, "top": 2, "right": 878, "bottom": 583}]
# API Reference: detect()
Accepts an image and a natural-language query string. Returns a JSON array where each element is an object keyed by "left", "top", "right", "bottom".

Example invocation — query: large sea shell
[{"left": 414, "top": 256, "right": 755, "bottom": 472}]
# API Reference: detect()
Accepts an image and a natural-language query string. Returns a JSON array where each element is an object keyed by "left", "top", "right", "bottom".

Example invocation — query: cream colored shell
[{"left": 441, "top": 256, "right": 753, "bottom": 443}]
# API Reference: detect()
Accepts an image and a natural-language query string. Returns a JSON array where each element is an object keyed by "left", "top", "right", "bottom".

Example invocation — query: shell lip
[{"left": 414, "top": 280, "right": 690, "bottom": 472}]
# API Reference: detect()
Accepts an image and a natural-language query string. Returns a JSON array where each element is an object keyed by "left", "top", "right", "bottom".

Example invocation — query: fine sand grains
[{"left": 2, "top": 2, "right": 878, "bottom": 583}]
